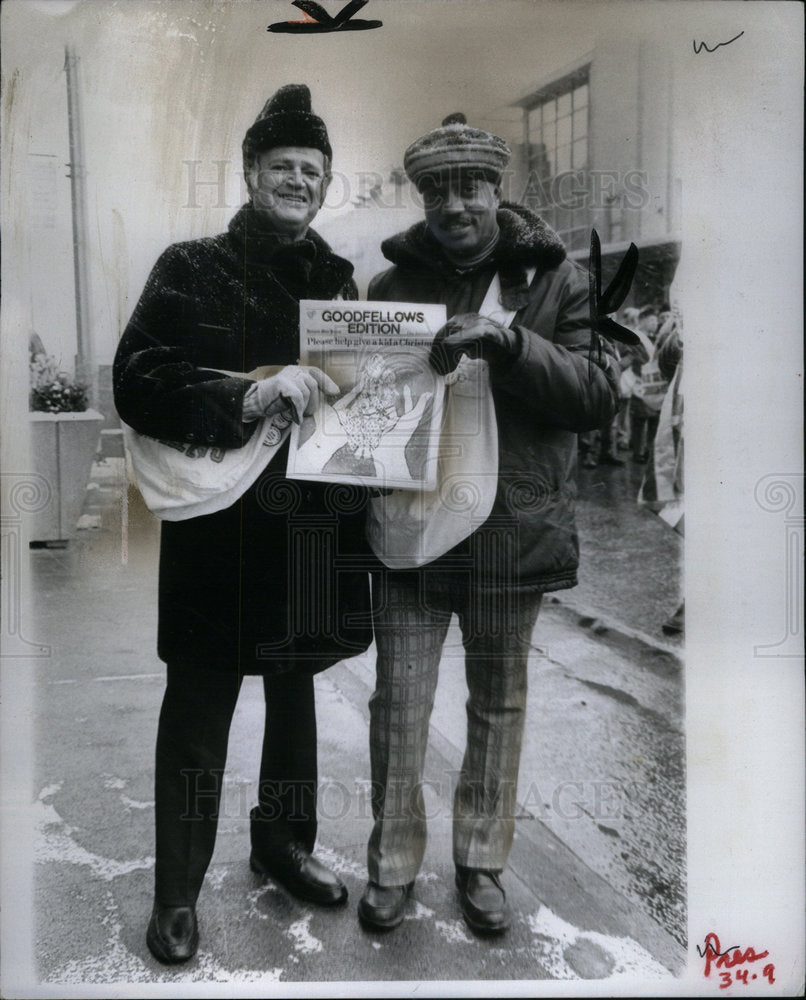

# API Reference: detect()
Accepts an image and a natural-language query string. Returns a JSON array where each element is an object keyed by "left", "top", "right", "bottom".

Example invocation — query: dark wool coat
[
  {"left": 369, "top": 201, "right": 620, "bottom": 593},
  {"left": 114, "top": 203, "right": 373, "bottom": 674}
]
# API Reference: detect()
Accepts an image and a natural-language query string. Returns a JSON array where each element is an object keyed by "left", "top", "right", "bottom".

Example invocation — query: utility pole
[{"left": 64, "top": 45, "right": 95, "bottom": 406}]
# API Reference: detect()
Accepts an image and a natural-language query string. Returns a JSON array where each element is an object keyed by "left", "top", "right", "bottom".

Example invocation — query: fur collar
[
  {"left": 227, "top": 202, "right": 354, "bottom": 300},
  {"left": 379, "top": 201, "right": 566, "bottom": 311}
]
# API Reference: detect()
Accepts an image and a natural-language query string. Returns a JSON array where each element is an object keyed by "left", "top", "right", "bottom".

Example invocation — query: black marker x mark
[
  {"left": 268, "top": 0, "right": 382, "bottom": 34},
  {"left": 586, "top": 228, "right": 640, "bottom": 378}
]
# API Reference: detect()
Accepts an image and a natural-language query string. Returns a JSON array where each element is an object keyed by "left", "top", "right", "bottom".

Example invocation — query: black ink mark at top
[
  {"left": 268, "top": 0, "right": 382, "bottom": 34},
  {"left": 693, "top": 31, "right": 745, "bottom": 54},
  {"left": 696, "top": 937, "right": 740, "bottom": 959}
]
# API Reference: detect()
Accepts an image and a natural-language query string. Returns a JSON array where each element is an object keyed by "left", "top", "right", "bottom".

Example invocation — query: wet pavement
[
  {"left": 23, "top": 454, "right": 685, "bottom": 989},
  {"left": 571, "top": 456, "right": 683, "bottom": 646}
]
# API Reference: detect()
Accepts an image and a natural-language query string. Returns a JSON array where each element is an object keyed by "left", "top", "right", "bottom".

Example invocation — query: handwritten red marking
[{"left": 701, "top": 933, "right": 770, "bottom": 979}]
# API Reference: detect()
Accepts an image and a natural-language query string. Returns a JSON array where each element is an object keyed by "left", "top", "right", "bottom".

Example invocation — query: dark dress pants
[{"left": 154, "top": 663, "right": 317, "bottom": 907}]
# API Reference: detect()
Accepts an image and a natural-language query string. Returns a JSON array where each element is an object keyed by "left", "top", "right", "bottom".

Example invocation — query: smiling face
[
  {"left": 247, "top": 146, "right": 330, "bottom": 239},
  {"left": 421, "top": 171, "right": 500, "bottom": 256}
]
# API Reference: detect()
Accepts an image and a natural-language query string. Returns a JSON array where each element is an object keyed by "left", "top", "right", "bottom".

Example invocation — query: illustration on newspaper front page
[{"left": 287, "top": 300, "right": 447, "bottom": 489}]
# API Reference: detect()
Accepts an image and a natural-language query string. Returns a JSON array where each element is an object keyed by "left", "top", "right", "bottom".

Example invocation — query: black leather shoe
[
  {"left": 146, "top": 905, "right": 199, "bottom": 964},
  {"left": 250, "top": 841, "right": 347, "bottom": 906},
  {"left": 455, "top": 868, "right": 509, "bottom": 934},
  {"left": 357, "top": 880, "right": 413, "bottom": 930}
]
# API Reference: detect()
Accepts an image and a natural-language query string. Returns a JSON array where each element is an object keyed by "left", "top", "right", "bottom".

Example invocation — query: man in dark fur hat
[
  {"left": 357, "top": 114, "right": 620, "bottom": 934},
  {"left": 114, "top": 84, "right": 371, "bottom": 963}
]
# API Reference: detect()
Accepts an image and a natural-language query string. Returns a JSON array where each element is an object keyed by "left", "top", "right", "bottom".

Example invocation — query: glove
[
  {"left": 243, "top": 365, "right": 338, "bottom": 424},
  {"left": 428, "top": 313, "right": 518, "bottom": 376}
]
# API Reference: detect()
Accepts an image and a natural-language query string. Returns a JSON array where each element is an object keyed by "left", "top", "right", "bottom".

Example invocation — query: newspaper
[{"left": 286, "top": 300, "right": 447, "bottom": 489}]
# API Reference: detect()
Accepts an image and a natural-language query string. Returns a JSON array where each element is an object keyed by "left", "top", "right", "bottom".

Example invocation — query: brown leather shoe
[
  {"left": 357, "top": 880, "right": 413, "bottom": 930},
  {"left": 455, "top": 868, "right": 509, "bottom": 934},
  {"left": 146, "top": 905, "right": 199, "bottom": 964},
  {"left": 250, "top": 841, "right": 347, "bottom": 906}
]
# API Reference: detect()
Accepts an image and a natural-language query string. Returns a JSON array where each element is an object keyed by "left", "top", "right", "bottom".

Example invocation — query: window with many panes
[{"left": 523, "top": 67, "right": 593, "bottom": 251}]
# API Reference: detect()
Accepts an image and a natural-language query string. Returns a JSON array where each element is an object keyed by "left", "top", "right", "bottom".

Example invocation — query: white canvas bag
[
  {"left": 366, "top": 270, "right": 533, "bottom": 569},
  {"left": 123, "top": 366, "right": 292, "bottom": 521}
]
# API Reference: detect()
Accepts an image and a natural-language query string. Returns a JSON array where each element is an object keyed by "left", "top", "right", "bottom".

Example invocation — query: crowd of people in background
[
  {"left": 578, "top": 301, "right": 685, "bottom": 637},
  {"left": 579, "top": 302, "right": 678, "bottom": 469}
]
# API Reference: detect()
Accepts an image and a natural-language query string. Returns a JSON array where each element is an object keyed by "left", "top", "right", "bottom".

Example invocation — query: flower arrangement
[{"left": 29, "top": 352, "right": 89, "bottom": 413}]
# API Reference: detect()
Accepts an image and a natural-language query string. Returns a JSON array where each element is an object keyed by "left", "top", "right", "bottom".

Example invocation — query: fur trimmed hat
[
  {"left": 403, "top": 113, "right": 511, "bottom": 187},
  {"left": 242, "top": 84, "right": 331, "bottom": 168}
]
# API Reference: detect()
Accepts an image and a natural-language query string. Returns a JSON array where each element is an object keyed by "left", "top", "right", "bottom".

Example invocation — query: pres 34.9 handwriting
[{"left": 699, "top": 933, "right": 775, "bottom": 989}]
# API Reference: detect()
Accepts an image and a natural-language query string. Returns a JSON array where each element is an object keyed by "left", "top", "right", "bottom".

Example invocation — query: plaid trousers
[{"left": 367, "top": 569, "right": 542, "bottom": 885}]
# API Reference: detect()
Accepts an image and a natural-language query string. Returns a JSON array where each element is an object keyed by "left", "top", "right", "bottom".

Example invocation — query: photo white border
[{"left": 1, "top": 1, "right": 803, "bottom": 996}]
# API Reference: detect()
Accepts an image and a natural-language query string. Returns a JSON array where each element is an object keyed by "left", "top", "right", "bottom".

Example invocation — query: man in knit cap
[
  {"left": 115, "top": 84, "right": 371, "bottom": 963},
  {"left": 357, "top": 114, "right": 621, "bottom": 934}
]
